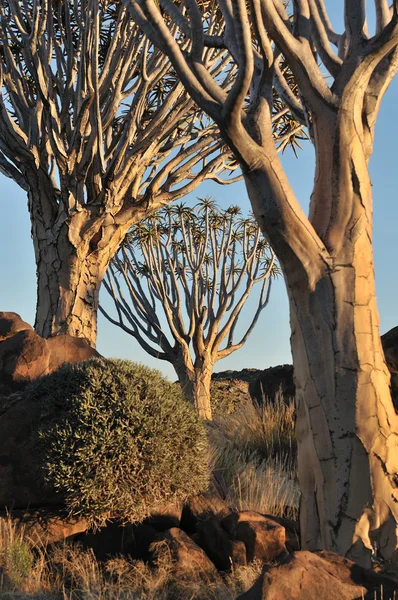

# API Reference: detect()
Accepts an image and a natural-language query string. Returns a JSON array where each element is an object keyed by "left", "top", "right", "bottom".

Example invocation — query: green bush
[{"left": 25, "top": 359, "right": 209, "bottom": 526}]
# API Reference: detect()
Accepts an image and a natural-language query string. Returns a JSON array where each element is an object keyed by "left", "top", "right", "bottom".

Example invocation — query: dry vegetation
[
  {"left": 208, "top": 393, "right": 299, "bottom": 520},
  {"left": 0, "top": 395, "right": 297, "bottom": 599}
]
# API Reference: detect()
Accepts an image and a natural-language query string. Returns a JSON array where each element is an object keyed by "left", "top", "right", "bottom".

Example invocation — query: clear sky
[{"left": 0, "top": 3, "right": 397, "bottom": 381}]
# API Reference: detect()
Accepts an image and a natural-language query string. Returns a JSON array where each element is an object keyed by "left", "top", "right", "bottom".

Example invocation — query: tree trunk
[
  {"left": 242, "top": 116, "right": 398, "bottom": 565},
  {"left": 34, "top": 224, "right": 109, "bottom": 348},
  {"left": 174, "top": 358, "right": 213, "bottom": 420},
  {"left": 28, "top": 178, "right": 131, "bottom": 348}
]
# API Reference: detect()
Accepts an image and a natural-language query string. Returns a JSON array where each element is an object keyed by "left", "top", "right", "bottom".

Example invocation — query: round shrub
[{"left": 25, "top": 358, "right": 209, "bottom": 526}]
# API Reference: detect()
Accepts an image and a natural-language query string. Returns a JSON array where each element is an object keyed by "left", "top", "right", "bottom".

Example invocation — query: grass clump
[
  {"left": 208, "top": 394, "right": 299, "bottom": 520},
  {"left": 24, "top": 358, "right": 209, "bottom": 527}
]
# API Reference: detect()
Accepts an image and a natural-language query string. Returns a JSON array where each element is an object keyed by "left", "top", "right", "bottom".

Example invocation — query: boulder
[
  {"left": 196, "top": 519, "right": 247, "bottom": 571},
  {"left": 263, "top": 514, "right": 300, "bottom": 552},
  {"left": 0, "top": 329, "right": 50, "bottom": 388},
  {"left": 249, "top": 365, "right": 295, "bottom": 404},
  {"left": 382, "top": 327, "right": 398, "bottom": 372},
  {"left": 238, "top": 551, "right": 398, "bottom": 600},
  {"left": 151, "top": 527, "right": 220, "bottom": 581},
  {"left": 180, "top": 490, "right": 232, "bottom": 533},
  {"left": 0, "top": 312, "right": 100, "bottom": 391},
  {"left": 382, "top": 327, "right": 398, "bottom": 409},
  {"left": 0, "top": 509, "right": 88, "bottom": 545},
  {"left": 145, "top": 500, "right": 183, "bottom": 531},
  {"left": 78, "top": 521, "right": 159, "bottom": 561},
  {"left": 46, "top": 334, "right": 98, "bottom": 371},
  {"left": 0, "top": 394, "right": 58, "bottom": 507},
  {"left": 0, "top": 312, "right": 32, "bottom": 342},
  {"left": 222, "top": 512, "right": 287, "bottom": 564}
]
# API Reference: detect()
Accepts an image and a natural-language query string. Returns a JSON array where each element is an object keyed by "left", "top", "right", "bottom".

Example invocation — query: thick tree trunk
[
  {"left": 33, "top": 225, "right": 109, "bottom": 348},
  {"left": 174, "top": 358, "right": 213, "bottom": 420},
  {"left": 242, "top": 116, "right": 398, "bottom": 565},
  {"left": 289, "top": 260, "right": 398, "bottom": 566},
  {"left": 28, "top": 177, "right": 131, "bottom": 348}
]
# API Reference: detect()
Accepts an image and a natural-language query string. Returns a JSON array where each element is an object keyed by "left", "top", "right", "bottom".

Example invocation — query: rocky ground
[{"left": 1, "top": 312, "right": 398, "bottom": 598}]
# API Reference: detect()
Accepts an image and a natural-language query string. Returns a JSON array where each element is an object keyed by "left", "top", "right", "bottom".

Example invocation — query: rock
[
  {"left": 222, "top": 511, "right": 271, "bottom": 538},
  {"left": 0, "top": 394, "right": 58, "bottom": 507},
  {"left": 249, "top": 365, "right": 295, "bottom": 404},
  {"left": 180, "top": 491, "right": 232, "bottom": 533},
  {"left": 46, "top": 334, "right": 99, "bottom": 371},
  {"left": 237, "top": 551, "right": 398, "bottom": 600},
  {"left": 382, "top": 327, "right": 398, "bottom": 410},
  {"left": 0, "top": 312, "right": 100, "bottom": 392},
  {"left": 145, "top": 500, "right": 183, "bottom": 531},
  {"left": 382, "top": 327, "right": 398, "bottom": 372},
  {"left": 78, "top": 521, "right": 159, "bottom": 561},
  {"left": 0, "top": 312, "right": 32, "bottom": 342},
  {"left": 222, "top": 512, "right": 287, "bottom": 564},
  {"left": 236, "top": 520, "right": 286, "bottom": 564},
  {"left": 0, "top": 509, "right": 88, "bottom": 545},
  {"left": 196, "top": 519, "right": 247, "bottom": 571},
  {"left": 0, "top": 329, "right": 50, "bottom": 388},
  {"left": 151, "top": 528, "right": 219, "bottom": 581},
  {"left": 263, "top": 514, "right": 300, "bottom": 552}
]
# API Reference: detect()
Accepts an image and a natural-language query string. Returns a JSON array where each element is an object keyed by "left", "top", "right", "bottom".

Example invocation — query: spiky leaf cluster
[
  {"left": 24, "top": 358, "right": 209, "bottom": 527},
  {"left": 101, "top": 198, "right": 278, "bottom": 369}
]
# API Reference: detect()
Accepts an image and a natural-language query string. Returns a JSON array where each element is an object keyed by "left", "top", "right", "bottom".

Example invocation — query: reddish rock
[
  {"left": 236, "top": 520, "right": 286, "bottom": 564},
  {"left": 79, "top": 521, "right": 159, "bottom": 561},
  {"left": 382, "top": 327, "right": 398, "bottom": 410},
  {"left": 222, "top": 512, "right": 287, "bottom": 564},
  {"left": 222, "top": 511, "right": 271, "bottom": 538},
  {"left": 0, "top": 312, "right": 32, "bottom": 342},
  {"left": 180, "top": 491, "right": 232, "bottom": 533},
  {"left": 263, "top": 514, "right": 300, "bottom": 552},
  {"left": 0, "top": 329, "right": 50, "bottom": 388},
  {"left": 146, "top": 500, "right": 183, "bottom": 531},
  {"left": 46, "top": 334, "right": 99, "bottom": 371},
  {"left": 0, "top": 509, "right": 88, "bottom": 545},
  {"left": 151, "top": 528, "right": 219, "bottom": 581},
  {"left": 196, "top": 519, "right": 247, "bottom": 571},
  {"left": 237, "top": 551, "right": 398, "bottom": 600},
  {"left": 0, "top": 394, "right": 58, "bottom": 507},
  {"left": 382, "top": 327, "right": 398, "bottom": 372}
]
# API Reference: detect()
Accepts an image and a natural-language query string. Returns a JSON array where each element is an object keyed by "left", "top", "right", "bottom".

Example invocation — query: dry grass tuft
[{"left": 208, "top": 393, "right": 299, "bottom": 520}]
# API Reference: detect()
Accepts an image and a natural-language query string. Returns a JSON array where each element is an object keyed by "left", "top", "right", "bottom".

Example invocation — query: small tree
[{"left": 100, "top": 199, "right": 277, "bottom": 419}]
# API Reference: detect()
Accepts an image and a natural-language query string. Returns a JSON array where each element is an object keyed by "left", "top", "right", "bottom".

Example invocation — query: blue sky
[{"left": 0, "top": 3, "right": 397, "bottom": 381}]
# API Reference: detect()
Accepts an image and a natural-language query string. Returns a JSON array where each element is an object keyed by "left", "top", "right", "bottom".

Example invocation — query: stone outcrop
[
  {"left": 212, "top": 326, "right": 398, "bottom": 410},
  {"left": 151, "top": 527, "right": 220, "bottom": 581},
  {"left": 0, "top": 509, "right": 88, "bottom": 545},
  {"left": 238, "top": 550, "right": 398, "bottom": 600},
  {"left": 382, "top": 326, "right": 398, "bottom": 409},
  {"left": 0, "top": 312, "right": 33, "bottom": 342},
  {"left": 0, "top": 312, "right": 98, "bottom": 392}
]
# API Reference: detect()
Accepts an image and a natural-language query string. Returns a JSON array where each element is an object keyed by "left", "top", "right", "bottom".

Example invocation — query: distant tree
[
  {"left": 122, "top": 0, "right": 398, "bottom": 564},
  {"left": 100, "top": 199, "right": 277, "bottom": 419},
  {"left": 0, "top": 0, "right": 244, "bottom": 346}
]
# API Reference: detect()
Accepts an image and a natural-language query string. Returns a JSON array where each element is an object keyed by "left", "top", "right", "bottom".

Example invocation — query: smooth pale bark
[
  {"left": 175, "top": 355, "right": 213, "bottom": 420},
  {"left": 242, "top": 113, "right": 398, "bottom": 566}
]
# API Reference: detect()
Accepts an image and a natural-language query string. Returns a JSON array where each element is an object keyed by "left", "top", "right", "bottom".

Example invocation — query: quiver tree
[
  {"left": 100, "top": 198, "right": 277, "bottom": 420},
  {"left": 0, "top": 0, "right": 249, "bottom": 346},
  {"left": 122, "top": 0, "right": 398, "bottom": 564}
]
